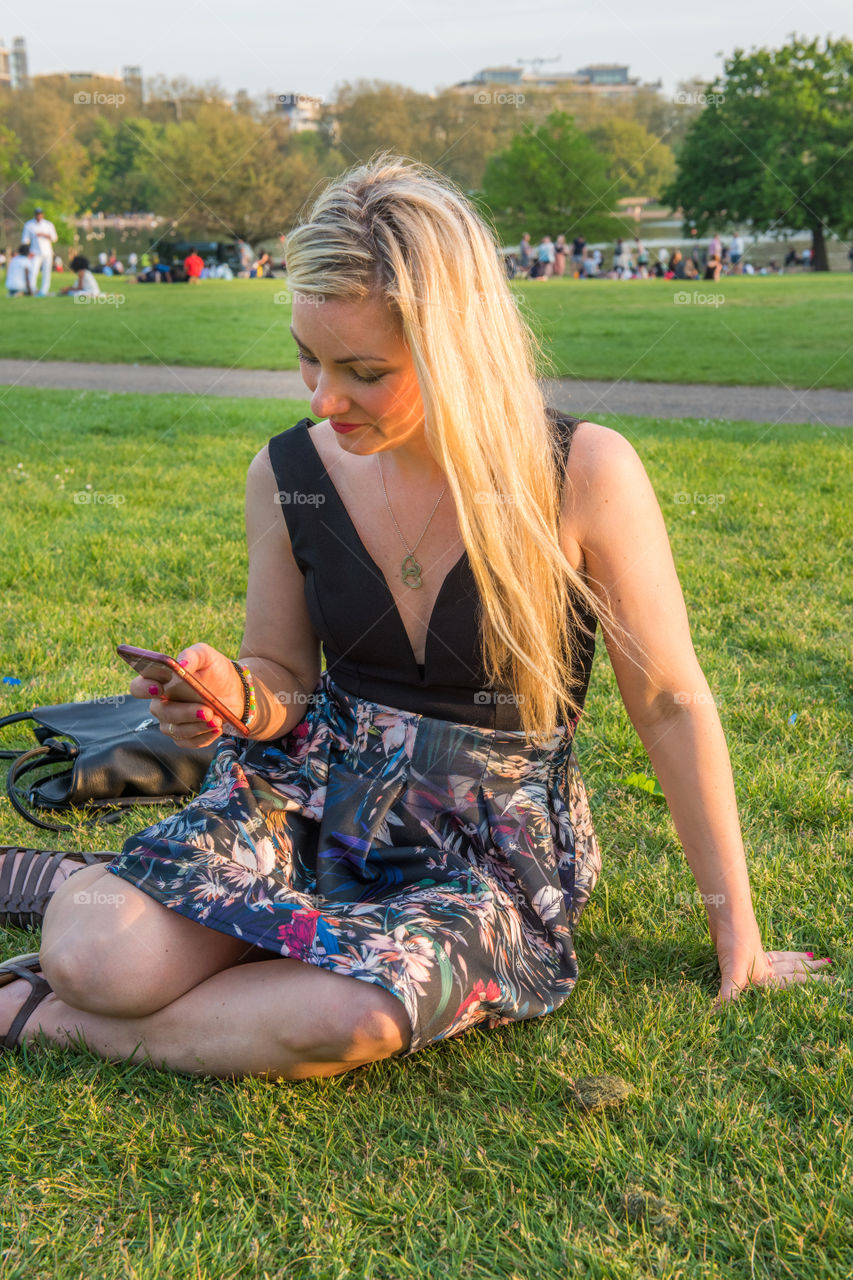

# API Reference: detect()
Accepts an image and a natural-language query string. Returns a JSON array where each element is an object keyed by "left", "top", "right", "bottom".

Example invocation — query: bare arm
[
  {"left": 236, "top": 443, "right": 322, "bottom": 740},
  {"left": 562, "top": 423, "right": 827, "bottom": 1002}
]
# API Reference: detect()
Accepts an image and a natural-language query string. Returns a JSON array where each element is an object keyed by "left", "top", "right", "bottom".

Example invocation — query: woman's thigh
[{"left": 40, "top": 863, "right": 254, "bottom": 1016}]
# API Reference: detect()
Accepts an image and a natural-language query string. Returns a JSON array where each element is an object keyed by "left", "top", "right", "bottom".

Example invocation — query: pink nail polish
[
  {"left": 196, "top": 709, "right": 209, "bottom": 721},
  {"left": 148, "top": 684, "right": 159, "bottom": 695},
  {"left": 820, "top": 957, "right": 833, "bottom": 964},
  {"left": 806, "top": 952, "right": 814, "bottom": 958},
  {"left": 179, "top": 659, "right": 189, "bottom": 667}
]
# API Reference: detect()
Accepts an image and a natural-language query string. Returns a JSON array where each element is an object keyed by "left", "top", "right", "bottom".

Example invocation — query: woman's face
[{"left": 290, "top": 293, "right": 425, "bottom": 456}]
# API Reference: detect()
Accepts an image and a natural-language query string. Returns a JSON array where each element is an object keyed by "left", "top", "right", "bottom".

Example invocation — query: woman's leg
[
  {"left": 39, "top": 864, "right": 257, "bottom": 1015},
  {"left": 1, "top": 955, "right": 412, "bottom": 1080}
]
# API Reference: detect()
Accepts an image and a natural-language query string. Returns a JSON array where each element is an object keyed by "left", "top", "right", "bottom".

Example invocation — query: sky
[{"left": 5, "top": 0, "right": 851, "bottom": 103}]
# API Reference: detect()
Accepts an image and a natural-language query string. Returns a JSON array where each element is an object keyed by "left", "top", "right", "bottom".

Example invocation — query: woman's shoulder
[{"left": 556, "top": 417, "right": 651, "bottom": 539}]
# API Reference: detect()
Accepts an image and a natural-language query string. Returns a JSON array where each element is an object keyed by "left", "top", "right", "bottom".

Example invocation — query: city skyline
[{"left": 2, "top": 0, "right": 850, "bottom": 105}]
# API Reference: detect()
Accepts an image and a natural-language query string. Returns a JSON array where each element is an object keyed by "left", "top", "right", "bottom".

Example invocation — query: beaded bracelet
[{"left": 230, "top": 660, "right": 257, "bottom": 733}]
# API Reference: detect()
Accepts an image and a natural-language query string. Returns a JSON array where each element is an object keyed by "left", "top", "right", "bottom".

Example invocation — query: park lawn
[
  {"left": 1, "top": 274, "right": 852, "bottom": 389},
  {"left": 0, "top": 387, "right": 851, "bottom": 1279}
]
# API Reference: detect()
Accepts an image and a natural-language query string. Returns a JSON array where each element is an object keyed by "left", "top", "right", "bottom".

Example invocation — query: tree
[
  {"left": 662, "top": 34, "right": 853, "bottom": 270},
  {"left": 478, "top": 109, "right": 618, "bottom": 240},
  {"left": 586, "top": 118, "right": 676, "bottom": 200},
  {"left": 154, "top": 102, "right": 329, "bottom": 240}
]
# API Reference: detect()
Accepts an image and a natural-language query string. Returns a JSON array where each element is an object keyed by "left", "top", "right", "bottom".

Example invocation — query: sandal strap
[
  {"left": 0, "top": 847, "right": 120, "bottom": 930},
  {"left": 0, "top": 955, "right": 53, "bottom": 1051}
]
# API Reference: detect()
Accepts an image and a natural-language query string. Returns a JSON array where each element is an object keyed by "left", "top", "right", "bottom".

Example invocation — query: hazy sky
[{"left": 8, "top": 0, "right": 851, "bottom": 102}]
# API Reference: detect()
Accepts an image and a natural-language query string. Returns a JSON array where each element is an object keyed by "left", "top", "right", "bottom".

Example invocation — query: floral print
[{"left": 106, "top": 672, "right": 601, "bottom": 1058}]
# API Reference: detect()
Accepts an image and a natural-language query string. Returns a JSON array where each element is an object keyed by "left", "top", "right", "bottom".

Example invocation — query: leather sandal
[
  {"left": 0, "top": 847, "right": 120, "bottom": 931},
  {"left": 0, "top": 952, "right": 52, "bottom": 1054}
]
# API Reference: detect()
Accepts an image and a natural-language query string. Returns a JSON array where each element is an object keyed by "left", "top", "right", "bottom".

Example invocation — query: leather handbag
[{"left": 0, "top": 695, "right": 218, "bottom": 833}]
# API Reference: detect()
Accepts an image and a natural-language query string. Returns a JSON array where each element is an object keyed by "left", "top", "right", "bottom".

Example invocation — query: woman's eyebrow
[{"left": 288, "top": 326, "right": 391, "bottom": 363}]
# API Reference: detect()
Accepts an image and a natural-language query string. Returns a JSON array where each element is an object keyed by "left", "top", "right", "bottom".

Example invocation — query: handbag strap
[
  {"left": 6, "top": 743, "right": 184, "bottom": 833},
  {"left": 0, "top": 711, "right": 38, "bottom": 760}
]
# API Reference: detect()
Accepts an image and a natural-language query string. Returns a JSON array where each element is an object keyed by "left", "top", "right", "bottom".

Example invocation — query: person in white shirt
[
  {"left": 21, "top": 208, "right": 58, "bottom": 296},
  {"left": 5, "top": 243, "right": 32, "bottom": 296},
  {"left": 58, "top": 254, "right": 102, "bottom": 297},
  {"left": 729, "top": 233, "right": 745, "bottom": 274}
]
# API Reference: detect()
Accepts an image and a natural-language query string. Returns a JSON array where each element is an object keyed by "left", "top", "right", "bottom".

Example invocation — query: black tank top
[{"left": 267, "top": 410, "right": 597, "bottom": 730}]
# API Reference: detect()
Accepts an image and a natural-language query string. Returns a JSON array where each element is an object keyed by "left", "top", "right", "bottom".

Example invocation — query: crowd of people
[
  {"left": 507, "top": 231, "right": 820, "bottom": 281},
  {"left": 2, "top": 221, "right": 284, "bottom": 297}
]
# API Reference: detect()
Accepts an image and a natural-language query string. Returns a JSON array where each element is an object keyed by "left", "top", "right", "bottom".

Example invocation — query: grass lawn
[
  {"left": 2, "top": 274, "right": 852, "bottom": 389},
  {"left": 1, "top": 387, "right": 851, "bottom": 1279}
]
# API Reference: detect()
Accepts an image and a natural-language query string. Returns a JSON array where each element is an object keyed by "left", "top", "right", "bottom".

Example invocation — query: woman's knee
[
  {"left": 336, "top": 984, "right": 412, "bottom": 1065},
  {"left": 39, "top": 869, "right": 249, "bottom": 1015}
]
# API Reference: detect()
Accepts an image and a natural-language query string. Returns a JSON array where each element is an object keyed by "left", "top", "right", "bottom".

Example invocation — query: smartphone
[{"left": 116, "top": 644, "right": 251, "bottom": 736}]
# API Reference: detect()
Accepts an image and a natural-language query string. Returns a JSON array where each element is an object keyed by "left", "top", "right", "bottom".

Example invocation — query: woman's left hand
[{"left": 714, "top": 949, "right": 834, "bottom": 1009}]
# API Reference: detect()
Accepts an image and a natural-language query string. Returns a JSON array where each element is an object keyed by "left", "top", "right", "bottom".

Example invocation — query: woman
[
  {"left": 552, "top": 234, "right": 567, "bottom": 278},
  {"left": 58, "top": 254, "right": 101, "bottom": 297},
  {"left": 0, "top": 154, "right": 829, "bottom": 1079}
]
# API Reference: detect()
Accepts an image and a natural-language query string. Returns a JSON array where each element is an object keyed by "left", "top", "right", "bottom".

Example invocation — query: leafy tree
[
  {"left": 662, "top": 34, "right": 853, "bottom": 270},
  {"left": 586, "top": 118, "right": 676, "bottom": 199},
  {"left": 478, "top": 109, "right": 617, "bottom": 240},
  {"left": 155, "top": 102, "right": 328, "bottom": 240},
  {"left": 86, "top": 116, "right": 169, "bottom": 212}
]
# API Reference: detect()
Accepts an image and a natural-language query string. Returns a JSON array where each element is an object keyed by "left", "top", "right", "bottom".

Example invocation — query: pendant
[{"left": 401, "top": 554, "right": 423, "bottom": 588}]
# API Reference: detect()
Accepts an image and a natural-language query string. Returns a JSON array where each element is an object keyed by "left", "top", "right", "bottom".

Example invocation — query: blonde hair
[{"left": 284, "top": 151, "right": 627, "bottom": 745}]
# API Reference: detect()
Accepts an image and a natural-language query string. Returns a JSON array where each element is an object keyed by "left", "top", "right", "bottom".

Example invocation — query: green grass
[
  {"left": 2, "top": 274, "right": 852, "bottom": 389},
  {"left": 1, "top": 387, "right": 851, "bottom": 1279}
]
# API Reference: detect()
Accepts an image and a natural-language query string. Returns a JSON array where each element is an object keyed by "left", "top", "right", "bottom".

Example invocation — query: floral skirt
[{"left": 105, "top": 672, "right": 602, "bottom": 1058}]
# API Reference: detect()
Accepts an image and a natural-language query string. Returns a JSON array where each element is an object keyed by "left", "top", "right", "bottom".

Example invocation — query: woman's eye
[{"left": 295, "top": 350, "right": 381, "bottom": 384}]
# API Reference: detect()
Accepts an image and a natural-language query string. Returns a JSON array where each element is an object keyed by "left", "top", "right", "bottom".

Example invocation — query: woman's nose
[{"left": 309, "top": 370, "right": 352, "bottom": 418}]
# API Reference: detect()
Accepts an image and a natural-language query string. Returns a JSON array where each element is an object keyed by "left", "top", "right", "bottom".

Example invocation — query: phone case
[{"left": 116, "top": 645, "right": 251, "bottom": 736}]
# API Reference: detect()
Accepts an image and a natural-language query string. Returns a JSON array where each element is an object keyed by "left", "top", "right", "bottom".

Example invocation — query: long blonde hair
[{"left": 284, "top": 151, "right": 625, "bottom": 745}]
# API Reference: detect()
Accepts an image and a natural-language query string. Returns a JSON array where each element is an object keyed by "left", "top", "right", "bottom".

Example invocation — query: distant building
[
  {"left": 274, "top": 91, "right": 324, "bottom": 131},
  {"left": 122, "top": 64, "right": 143, "bottom": 101},
  {"left": 0, "top": 36, "right": 28, "bottom": 89},
  {"left": 456, "top": 61, "right": 662, "bottom": 99}
]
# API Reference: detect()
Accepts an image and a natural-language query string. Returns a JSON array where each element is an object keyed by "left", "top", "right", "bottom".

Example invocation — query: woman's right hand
[{"left": 127, "top": 642, "right": 245, "bottom": 749}]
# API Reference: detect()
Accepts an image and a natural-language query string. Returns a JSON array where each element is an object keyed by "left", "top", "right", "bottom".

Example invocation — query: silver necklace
[{"left": 377, "top": 454, "right": 447, "bottom": 588}]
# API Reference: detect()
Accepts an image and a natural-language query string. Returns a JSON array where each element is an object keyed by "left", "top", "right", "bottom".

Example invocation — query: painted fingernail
[
  {"left": 148, "top": 684, "right": 159, "bottom": 695},
  {"left": 820, "top": 957, "right": 833, "bottom": 964},
  {"left": 806, "top": 952, "right": 814, "bottom": 958},
  {"left": 179, "top": 659, "right": 189, "bottom": 667},
  {"left": 196, "top": 708, "right": 210, "bottom": 721}
]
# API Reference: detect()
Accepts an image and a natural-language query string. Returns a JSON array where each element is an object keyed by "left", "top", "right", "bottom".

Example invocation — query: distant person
[
  {"left": 728, "top": 233, "right": 744, "bottom": 274},
  {"left": 582, "top": 249, "right": 598, "bottom": 278},
  {"left": 635, "top": 238, "right": 649, "bottom": 276},
  {"left": 517, "top": 232, "right": 533, "bottom": 278},
  {"left": 657, "top": 247, "right": 670, "bottom": 269},
  {"left": 21, "top": 207, "right": 58, "bottom": 296},
  {"left": 667, "top": 249, "right": 686, "bottom": 280},
  {"left": 552, "top": 234, "right": 567, "bottom": 277},
  {"left": 58, "top": 254, "right": 101, "bottom": 297},
  {"left": 570, "top": 234, "right": 586, "bottom": 275},
  {"left": 139, "top": 251, "right": 152, "bottom": 271},
  {"left": 213, "top": 261, "right": 234, "bottom": 279},
  {"left": 5, "top": 243, "right": 33, "bottom": 297},
  {"left": 128, "top": 251, "right": 139, "bottom": 273},
  {"left": 612, "top": 237, "right": 626, "bottom": 274},
  {"left": 97, "top": 250, "right": 108, "bottom": 269},
  {"left": 536, "top": 235, "right": 555, "bottom": 279},
  {"left": 184, "top": 250, "right": 204, "bottom": 283},
  {"left": 237, "top": 239, "right": 252, "bottom": 278}
]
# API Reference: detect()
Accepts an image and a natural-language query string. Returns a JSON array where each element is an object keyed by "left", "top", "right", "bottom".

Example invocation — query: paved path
[{"left": 1, "top": 359, "right": 850, "bottom": 425}]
